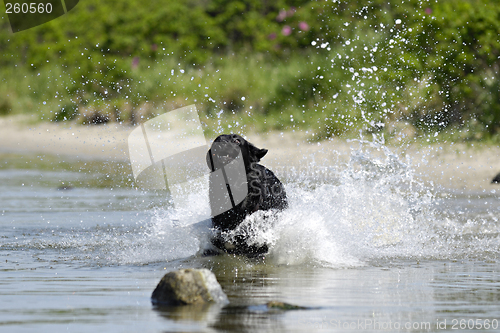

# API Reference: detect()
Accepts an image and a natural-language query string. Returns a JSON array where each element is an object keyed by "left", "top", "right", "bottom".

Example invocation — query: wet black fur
[{"left": 206, "top": 134, "right": 287, "bottom": 256}]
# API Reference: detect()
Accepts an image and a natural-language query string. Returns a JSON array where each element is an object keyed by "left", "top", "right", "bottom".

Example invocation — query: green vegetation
[{"left": 0, "top": 0, "right": 499, "bottom": 142}]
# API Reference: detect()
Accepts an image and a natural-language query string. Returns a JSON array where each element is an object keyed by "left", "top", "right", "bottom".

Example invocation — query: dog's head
[{"left": 206, "top": 134, "right": 268, "bottom": 171}]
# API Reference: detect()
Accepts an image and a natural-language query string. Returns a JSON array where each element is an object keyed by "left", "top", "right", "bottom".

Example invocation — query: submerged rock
[
  {"left": 151, "top": 268, "right": 228, "bottom": 306},
  {"left": 266, "top": 301, "right": 307, "bottom": 310}
]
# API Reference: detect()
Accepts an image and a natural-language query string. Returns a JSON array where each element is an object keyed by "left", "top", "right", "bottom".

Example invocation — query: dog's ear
[{"left": 248, "top": 143, "right": 268, "bottom": 162}]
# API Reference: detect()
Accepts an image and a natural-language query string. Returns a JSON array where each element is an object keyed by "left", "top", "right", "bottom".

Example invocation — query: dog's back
[{"left": 247, "top": 163, "right": 287, "bottom": 211}]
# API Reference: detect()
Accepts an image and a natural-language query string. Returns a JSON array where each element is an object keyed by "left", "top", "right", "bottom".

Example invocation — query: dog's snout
[{"left": 219, "top": 154, "right": 233, "bottom": 164}]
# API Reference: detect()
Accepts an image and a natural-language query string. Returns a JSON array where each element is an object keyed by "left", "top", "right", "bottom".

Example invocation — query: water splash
[
  {"left": 188, "top": 136, "right": 499, "bottom": 267},
  {"left": 114, "top": 191, "right": 213, "bottom": 265},
  {"left": 4, "top": 138, "right": 499, "bottom": 268},
  {"left": 207, "top": 136, "right": 431, "bottom": 267}
]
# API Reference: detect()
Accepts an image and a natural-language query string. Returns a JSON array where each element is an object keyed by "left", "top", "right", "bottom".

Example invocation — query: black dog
[{"left": 206, "top": 134, "right": 287, "bottom": 256}]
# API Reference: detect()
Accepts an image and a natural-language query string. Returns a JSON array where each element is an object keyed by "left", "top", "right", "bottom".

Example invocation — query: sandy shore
[{"left": 1, "top": 115, "right": 499, "bottom": 193}]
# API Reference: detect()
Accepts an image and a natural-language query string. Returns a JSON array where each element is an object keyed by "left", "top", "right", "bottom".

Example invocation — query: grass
[{"left": 1, "top": 48, "right": 499, "bottom": 146}]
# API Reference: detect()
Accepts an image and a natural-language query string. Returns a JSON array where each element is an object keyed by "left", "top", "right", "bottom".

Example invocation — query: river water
[{"left": 1, "top": 141, "right": 500, "bottom": 333}]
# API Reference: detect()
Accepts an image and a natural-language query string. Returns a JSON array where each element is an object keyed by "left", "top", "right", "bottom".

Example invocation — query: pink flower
[
  {"left": 425, "top": 8, "right": 432, "bottom": 15},
  {"left": 298, "top": 21, "right": 309, "bottom": 31},
  {"left": 132, "top": 56, "right": 139, "bottom": 69},
  {"left": 268, "top": 32, "right": 277, "bottom": 40},
  {"left": 276, "top": 9, "right": 286, "bottom": 22},
  {"left": 281, "top": 25, "right": 292, "bottom": 36}
]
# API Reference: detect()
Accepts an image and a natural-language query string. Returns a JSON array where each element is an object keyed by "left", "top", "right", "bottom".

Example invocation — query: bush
[{"left": 1, "top": 0, "right": 500, "bottom": 142}]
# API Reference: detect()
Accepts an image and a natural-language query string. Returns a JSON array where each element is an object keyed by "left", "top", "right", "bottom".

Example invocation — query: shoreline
[{"left": 1, "top": 115, "right": 499, "bottom": 193}]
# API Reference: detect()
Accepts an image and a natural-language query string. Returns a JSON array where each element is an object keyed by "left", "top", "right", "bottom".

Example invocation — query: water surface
[{"left": 1, "top": 146, "right": 500, "bottom": 333}]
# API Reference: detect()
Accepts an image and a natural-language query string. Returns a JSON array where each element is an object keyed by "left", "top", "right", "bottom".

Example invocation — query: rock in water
[
  {"left": 267, "top": 301, "right": 307, "bottom": 310},
  {"left": 151, "top": 268, "right": 228, "bottom": 306}
]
